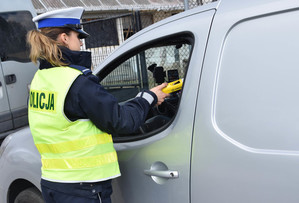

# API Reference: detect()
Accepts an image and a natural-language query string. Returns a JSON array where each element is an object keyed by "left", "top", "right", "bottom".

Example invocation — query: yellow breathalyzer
[{"left": 162, "top": 79, "right": 183, "bottom": 94}]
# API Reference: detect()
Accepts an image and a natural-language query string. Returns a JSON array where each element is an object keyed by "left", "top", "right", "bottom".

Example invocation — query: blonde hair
[{"left": 27, "top": 27, "right": 72, "bottom": 67}]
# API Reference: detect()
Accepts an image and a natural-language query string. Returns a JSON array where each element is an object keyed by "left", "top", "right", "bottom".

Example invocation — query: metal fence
[
  {"left": 81, "top": 0, "right": 215, "bottom": 87},
  {"left": 81, "top": 0, "right": 216, "bottom": 69},
  {"left": 82, "top": 13, "right": 136, "bottom": 68},
  {"left": 186, "top": 0, "right": 217, "bottom": 9},
  {"left": 101, "top": 42, "right": 192, "bottom": 91}
]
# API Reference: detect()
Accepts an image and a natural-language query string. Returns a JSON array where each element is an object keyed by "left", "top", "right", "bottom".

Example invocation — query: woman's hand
[{"left": 150, "top": 83, "right": 170, "bottom": 106}]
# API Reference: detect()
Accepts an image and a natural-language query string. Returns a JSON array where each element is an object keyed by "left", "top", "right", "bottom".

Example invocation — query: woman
[{"left": 27, "top": 7, "right": 168, "bottom": 203}]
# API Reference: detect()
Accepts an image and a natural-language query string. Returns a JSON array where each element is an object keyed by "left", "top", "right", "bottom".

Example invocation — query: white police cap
[{"left": 32, "top": 7, "right": 89, "bottom": 39}]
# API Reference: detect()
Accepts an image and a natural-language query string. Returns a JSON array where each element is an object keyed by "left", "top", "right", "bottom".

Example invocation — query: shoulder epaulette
[{"left": 69, "top": 64, "right": 92, "bottom": 76}]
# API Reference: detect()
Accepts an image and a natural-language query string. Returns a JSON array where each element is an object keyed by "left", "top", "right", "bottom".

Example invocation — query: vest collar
[{"left": 39, "top": 47, "right": 92, "bottom": 70}]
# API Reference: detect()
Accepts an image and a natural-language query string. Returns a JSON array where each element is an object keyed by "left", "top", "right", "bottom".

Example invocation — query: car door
[
  {"left": 95, "top": 8, "right": 215, "bottom": 203},
  {"left": 0, "top": 10, "right": 37, "bottom": 137},
  {"left": 0, "top": 61, "right": 12, "bottom": 138}
]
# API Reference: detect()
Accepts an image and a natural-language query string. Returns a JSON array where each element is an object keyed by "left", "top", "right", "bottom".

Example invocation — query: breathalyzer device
[{"left": 162, "top": 79, "right": 183, "bottom": 94}]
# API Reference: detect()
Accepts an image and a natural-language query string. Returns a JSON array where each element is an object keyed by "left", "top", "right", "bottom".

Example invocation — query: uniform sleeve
[{"left": 64, "top": 74, "right": 157, "bottom": 135}]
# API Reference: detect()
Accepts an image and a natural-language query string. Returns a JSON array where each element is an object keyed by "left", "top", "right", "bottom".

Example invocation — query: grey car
[
  {"left": 2, "top": 0, "right": 299, "bottom": 202},
  {"left": 0, "top": 0, "right": 37, "bottom": 140}
]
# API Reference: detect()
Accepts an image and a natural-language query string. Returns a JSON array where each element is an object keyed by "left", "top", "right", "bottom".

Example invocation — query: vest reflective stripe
[
  {"left": 29, "top": 67, "right": 120, "bottom": 182},
  {"left": 42, "top": 151, "right": 118, "bottom": 169},
  {"left": 35, "top": 133, "right": 112, "bottom": 154},
  {"left": 43, "top": 162, "right": 120, "bottom": 182}
]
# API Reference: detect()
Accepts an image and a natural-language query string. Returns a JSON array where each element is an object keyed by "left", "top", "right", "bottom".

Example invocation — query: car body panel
[
  {"left": 192, "top": 0, "right": 299, "bottom": 202},
  {"left": 0, "top": 127, "right": 41, "bottom": 203}
]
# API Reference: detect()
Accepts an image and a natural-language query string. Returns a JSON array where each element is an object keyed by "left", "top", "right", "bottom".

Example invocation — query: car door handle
[
  {"left": 144, "top": 169, "right": 179, "bottom": 179},
  {"left": 5, "top": 74, "right": 16, "bottom": 85},
  {"left": 0, "top": 81, "right": 2, "bottom": 98}
]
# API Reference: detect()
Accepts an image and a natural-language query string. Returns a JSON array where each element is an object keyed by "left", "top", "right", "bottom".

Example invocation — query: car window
[
  {"left": 0, "top": 11, "right": 36, "bottom": 62},
  {"left": 97, "top": 34, "right": 193, "bottom": 141}
]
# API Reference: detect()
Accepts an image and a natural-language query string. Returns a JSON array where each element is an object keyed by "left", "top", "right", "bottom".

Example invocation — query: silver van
[
  {"left": 0, "top": 0, "right": 37, "bottom": 140},
  {"left": 2, "top": 0, "right": 299, "bottom": 202}
]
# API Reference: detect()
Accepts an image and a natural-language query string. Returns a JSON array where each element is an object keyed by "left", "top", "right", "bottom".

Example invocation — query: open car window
[{"left": 97, "top": 33, "right": 194, "bottom": 142}]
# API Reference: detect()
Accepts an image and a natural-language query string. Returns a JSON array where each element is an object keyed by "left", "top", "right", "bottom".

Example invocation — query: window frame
[{"left": 96, "top": 32, "right": 195, "bottom": 142}]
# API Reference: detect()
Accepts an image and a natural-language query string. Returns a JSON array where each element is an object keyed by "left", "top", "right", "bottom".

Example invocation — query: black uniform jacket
[{"left": 39, "top": 47, "right": 157, "bottom": 135}]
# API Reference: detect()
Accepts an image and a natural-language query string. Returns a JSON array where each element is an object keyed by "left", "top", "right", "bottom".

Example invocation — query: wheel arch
[{"left": 7, "top": 179, "right": 41, "bottom": 203}]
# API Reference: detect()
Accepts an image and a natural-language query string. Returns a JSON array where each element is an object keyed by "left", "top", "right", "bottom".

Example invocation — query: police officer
[{"left": 27, "top": 7, "right": 169, "bottom": 203}]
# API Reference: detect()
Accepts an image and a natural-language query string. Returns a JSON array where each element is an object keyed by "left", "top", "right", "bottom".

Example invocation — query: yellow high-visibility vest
[{"left": 28, "top": 66, "right": 120, "bottom": 182}]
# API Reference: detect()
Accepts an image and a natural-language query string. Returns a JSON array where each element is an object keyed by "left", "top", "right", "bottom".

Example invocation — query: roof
[{"left": 31, "top": 0, "right": 185, "bottom": 13}]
